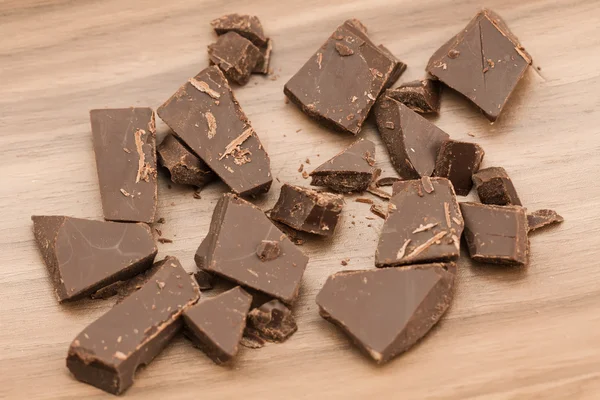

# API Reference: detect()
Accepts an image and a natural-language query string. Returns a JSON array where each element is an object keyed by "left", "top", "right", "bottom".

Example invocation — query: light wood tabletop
[{"left": 1, "top": 0, "right": 599, "bottom": 399}]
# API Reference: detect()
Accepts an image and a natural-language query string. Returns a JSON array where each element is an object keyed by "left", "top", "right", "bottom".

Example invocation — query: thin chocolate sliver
[
  {"left": 316, "top": 263, "right": 455, "bottom": 364},
  {"left": 32, "top": 216, "right": 157, "bottom": 302},
  {"left": 157, "top": 134, "right": 215, "bottom": 187},
  {"left": 158, "top": 66, "right": 272, "bottom": 196},
  {"left": 527, "top": 209, "right": 564, "bottom": 233},
  {"left": 208, "top": 32, "right": 263, "bottom": 85},
  {"left": 90, "top": 107, "right": 157, "bottom": 223},
  {"left": 434, "top": 139, "right": 485, "bottom": 196},
  {"left": 67, "top": 257, "right": 199, "bottom": 394},
  {"left": 385, "top": 79, "right": 441, "bottom": 114},
  {"left": 375, "top": 177, "right": 402, "bottom": 187},
  {"left": 472, "top": 166, "right": 522, "bottom": 206}
]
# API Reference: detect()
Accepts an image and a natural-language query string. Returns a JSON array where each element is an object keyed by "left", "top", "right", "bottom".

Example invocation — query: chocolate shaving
[
  {"left": 158, "top": 238, "right": 173, "bottom": 244},
  {"left": 396, "top": 239, "right": 411, "bottom": 259},
  {"left": 370, "top": 204, "right": 387, "bottom": 219},
  {"left": 444, "top": 202, "right": 451, "bottom": 228},
  {"left": 421, "top": 176, "right": 434, "bottom": 193},
  {"left": 367, "top": 186, "right": 391, "bottom": 200},
  {"left": 205, "top": 112, "right": 217, "bottom": 139},
  {"left": 219, "top": 128, "right": 254, "bottom": 160},
  {"left": 403, "top": 231, "right": 447, "bottom": 260},
  {"left": 189, "top": 78, "right": 221, "bottom": 99},
  {"left": 412, "top": 223, "right": 439, "bottom": 233},
  {"left": 355, "top": 198, "right": 374, "bottom": 204}
]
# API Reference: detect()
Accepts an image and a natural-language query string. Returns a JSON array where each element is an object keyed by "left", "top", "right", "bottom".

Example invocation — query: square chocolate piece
[
  {"left": 210, "top": 14, "right": 267, "bottom": 46},
  {"left": 472, "top": 166, "right": 521, "bottom": 205},
  {"left": 426, "top": 9, "right": 532, "bottom": 121},
  {"left": 434, "top": 139, "right": 485, "bottom": 196},
  {"left": 284, "top": 19, "right": 404, "bottom": 135},
  {"left": 385, "top": 79, "right": 441, "bottom": 114},
  {"left": 460, "top": 202, "right": 529, "bottom": 266},
  {"left": 208, "top": 32, "right": 262, "bottom": 85}
]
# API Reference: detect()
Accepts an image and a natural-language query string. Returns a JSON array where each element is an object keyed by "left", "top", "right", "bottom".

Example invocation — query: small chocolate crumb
[
  {"left": 298, "top": 164, "right": 304, "bottom": 173},
  {"left": 156, "top": 217, "right": 166, "bottom": 224},
  {"left": 302, "top": 171, "right": 309, "bottom": 179},
  {"left": 341, "top": 258, "right": 349, "bottom": 266},
  {"left": 305, "top": 158, "right": 310, "bottom": 164},
  {"left": 158, "top": 238, "right": 173, "bottom": 244},
  {"left": 370, "top": 204, "right": 387, "bottom": 219},
  {"left": 355, "top": 198, "right": 374, "bottom": 205},
  {"left": 193, "top": 191, "right": 202, "bottom": 199},
  {"left": 155, "top": 228, "right": 162, "bottom": 236}
]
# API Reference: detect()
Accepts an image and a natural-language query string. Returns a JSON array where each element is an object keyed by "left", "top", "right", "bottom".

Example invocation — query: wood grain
[{"left": 1, "top": 0, "right": 599, "bottom": 399}]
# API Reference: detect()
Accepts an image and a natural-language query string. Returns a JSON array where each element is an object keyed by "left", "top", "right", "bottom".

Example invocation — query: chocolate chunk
[
  {"left": 67, "top": 257, "right": 199, "bottom": 394},
  {"left": 527, "top": 209, "right": 564, "bottom": 233},
  {"left": 376, "top": 178, "right": 463, "bottom": 267},
  {"left": 426, "top": 9, "right": 532, "bottom": 121},
  {"left": 270, "top": 184, "right": 344, "bottom": 236},
  {"left": 472, "top": 166, "right": 521, "bottom": 205},
  {"left": 385, "top": 79, "right": 441, "bottom": 114},
  {"left": 377, "top": 44, "right": 407, "bottom": 89},
  {"left": 256, "top": 240, "right": 281, "bottom": 261},
  {"left": 157, "top": 134, "right": 214, "bottom": 187},
  {"left": 158, "top": 66, "right": 272, "bottom": 196},
  {"left": 316, "top": 263, "right": 455, "bottom": 364},
  {"left": 198, "top": 193, "right": 308, "bottom": 303},
  {"left": 240, "top": 327, "right": 266, "bottom": 349},
  {"left": 374, "top": 97, "right": 449, "bottom": 179},
  {"left": 370, "top": 203, "right": 387, "bottom": 219},
  {"left": 284, "top": 19, "right": 404, "bottom": 135},
  {"left": 248, "top": 299, "right": 298, "bottom": 342},
  {"left": 183, "top": 286, "right": 251, "bottom": 364},
  {"left": 90, "top": 108, "right": 157, "bottom": 223},
  {"left": 210, "top": 14, "right": 267, "bottom": 46},
  {"left": 32, "top": 216, "right": 157, "bottom": 302},
  {"left": 310, "top": 139, "right": 377, "bottom": 193},
  {"left": 253, "top": 38, "right": 273, "bottom": 74},
  {"left": 433, "top": 140, "right": 485, "bottom": 196},
  {"left": 193, "top": 270, "right": 215, "bottom": 290},
  {"left": 208, "top": 32, "right": 263, "bottom": 85},
  {"left": 376, "top": 177, "right": 401, "bottom": 187},
  {"left": 460, "top": 202, "right": 529, "bottom": 265}
]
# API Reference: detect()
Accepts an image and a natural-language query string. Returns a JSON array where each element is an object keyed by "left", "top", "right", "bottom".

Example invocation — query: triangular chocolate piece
[
  {"left": 374, "top": 96, "right": 449, "bottom": 179},
  {"left": 199, "top": 194, "right": 308, "bottom": 304},
  {"left": 527, "top": 209, "right": 564, "bottom": 233},
  {"left": 183, "top": 286, "right": 252, "bottom": 364},
  {"left": 310, "top": 139, "right": 377, "bottom": 193},
  {"left": 316, "top": 263, "right": 455, "bottom": 364},
  {"left": 32, "top": 216, "right": 157, "bottom": 302}
]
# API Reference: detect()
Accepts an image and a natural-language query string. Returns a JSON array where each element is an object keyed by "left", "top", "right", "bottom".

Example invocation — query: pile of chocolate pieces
[{"left": 32, "top": 10, "right": 563, "bottom": 395}]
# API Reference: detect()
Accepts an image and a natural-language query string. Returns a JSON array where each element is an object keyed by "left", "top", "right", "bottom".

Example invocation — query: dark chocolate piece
[
  {"left": 158, "top": 66, "right": 272, "bottom": 196},
  {"left": 472, "top": 166, "right": 521, "bottom": 205},
  {"left": 240, "top": 327, "right": 266, "bottom": 349},
  {"left": 90, "top": 108, "right": 157, "bottom": 223},
  {"left": 91, "top": 261, "right": 163, "bottom": 302},
  {"left": 157, "top": 134, "right": 214, "bottom": 187},
  {"left": 377, "top": 44, "right": 407, "bottom": 89},
  {"left": 193, "top": 270, "right": 215, "bottom": 290},
  {"left": 182, "top": 286, "right": 251, "bottom": 364},
  {"left": 433, "top": 140, "right": 485, "bottom": 196},
  {"left": 270, "top": 184, "right": 344, "bottom": 236},
  {"left": 376, "top": 177, "right": 402, "bottom": 187},
  {"left": 248, "top": 299, "right": 297, "bottom": 342},
  {"left": 376, "top": 178, "right": 463, "bottom": 267},
  {"left": 426, "top": 9, "right": 532, "bottom": 121},
  {"left": 208, "top": 32, "right": 263, "bottom": 85},
  {"left": 67, "top": 257, "right": 199, "bottom": 394},
  {"left": 385, "top": 79, "right": 441, "bottom": 114},
  {"left": 527, "top": 209, "right": 564, "bottom": 233},
  {"left": 256, "top": 240, "right": 281, "bottom": 261},
  {"left": 198, "top": 193, "right": 308, "bottom": 303},
  {"left": 253, "top": 38, "right": 273, "bottom": 74},
  {"left": 310, "top": 139, "right": 377, "bottom": 193},
  {"left": 460, "top": 202, "right": 529, "bottom": 265},
  {"left": 284, "top": 19, "right": 404, "bottom": 135},
  {"left": 32, "top": 216, "right": 157, "bottom": 302},
  {"left": 316, "top": 263, "right": 455, "bottom": 364},
  {"left": 374, "top": 97, "right": 449, "bottom": 179},
  {"left": 210, "top": 14, "right": 267, "bottom": 46}
]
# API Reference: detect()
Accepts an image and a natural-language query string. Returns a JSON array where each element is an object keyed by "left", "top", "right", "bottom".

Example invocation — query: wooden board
[{"left": 1, "top": 0, "right": 599, "bottom": 398}]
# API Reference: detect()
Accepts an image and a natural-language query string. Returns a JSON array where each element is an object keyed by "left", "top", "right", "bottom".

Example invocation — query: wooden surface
[{"left": 1, "top": 0, "right": 599, "bottom": 399}]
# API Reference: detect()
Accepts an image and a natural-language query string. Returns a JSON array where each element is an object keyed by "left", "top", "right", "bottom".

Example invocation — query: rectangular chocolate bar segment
[
  {"left": 157, "top": 66, "right": 272, "bottom": 196},
  {"left": 66, "top": 257, "right": 200, "bottom": 394},
  {"left": 90, "top": 108, "right": 157, "bottom": 223},
  {"left": 284, "top": 19, "right": 403, "bottom": 135},
  {"left": 376, "top": 177, "right": 463, "bottom": 267},
  {"left": 460, "top": 202, "right": 529, "bottom": 265}
]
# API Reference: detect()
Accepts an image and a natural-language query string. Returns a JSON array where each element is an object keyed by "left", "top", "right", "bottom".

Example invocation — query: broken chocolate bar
[
  {"left": 376, "top": 177, "right": 463, "bottom": 267},
  {"left": 310, "top": 139, "right": 377, "bottom": 193},
  {"left": 248, "top": 299, "right": 298, "bottom": 342},
  {"left": 460, "top": 202, "right": 529, "bottom": 265},
  {"left": 211, "top": 14, "right": 267, "bottom": 46},
  {"left": 253, "top": 38, "right": 273, "bottom": 74},
  {"left": 385, "top": 79, "right": 441, "bottom": 114},
  {"left": 316, "top": 263, "right": 455, "bottom": 364},
  {"left": 374, "top": 96, "right": 449, "bottom": 179},
  {"left": 157, "top": 134, "right": 214, "bottom": 187},
  {"left": 90, "top": 108, "right": 157, "bottom": 223},
  {"left": 193, "top": 270, "right": 215, "bottom": 290},
  {"left": 208, "top": 32, "right": 263, "bottom": 85},
  {"left": 183, "top": 286, "right": 251, "bottom": 364},
  {"left": 32, "top": 216, "right": 157, "bottom": 302},
  {"left": 426, "top": 9, "right": 532, "bottom": 121},
  {"left": 197, "top": 193, "right": 308, "bottom": 303},
  {"left": 472, "top": 166, "right": 521, "bottom": 206},
  {"left": 377, "top": 44, "right": 407, "bottom": 89},
  {"left": 270, "top": 184, "right": 344, "bottom": 236},
  {"left": 158, "top": 66, "right": 272, "bottom": 196},
  {"left": 284, "top": 19, "right": 404, "bottom": 135},
  {"left": 67, "top": 257, "right": 199, "bottom": 394},
  {"left": 434, "top": 139, "right": 485, "bottom": 196},
  {"left": 527, "top": 209, "right": 564, "bottom": 233}
]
